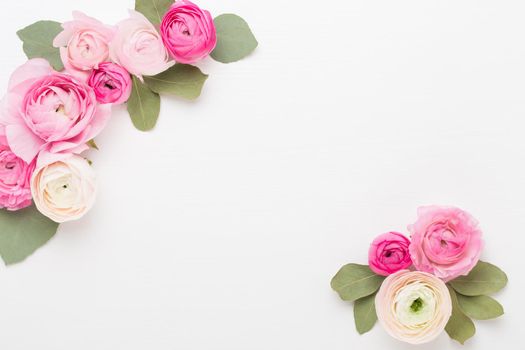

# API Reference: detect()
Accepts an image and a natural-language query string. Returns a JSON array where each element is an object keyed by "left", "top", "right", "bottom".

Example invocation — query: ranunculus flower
[
  {"left": 53, "top": 11, "right": 116, "bottom": 79},
  {"left": 31, "top": 153, "right": 96, "bottom": 223},
  {"left": 409, "top": 206, "right": 483, "bottom": 282},
  {"left": 375, "top": 270, "right": 452, "bottom": 345},
  {"left": 368, "top": 232, "right": 412, "bottom": 276},
  {"left": 160, "top": 0, "right": 217, "bottom": 64},
  {"left": 88, "top": 62, "right": 132, "bottom": 104},
  {"left": 0, "top": 59, "right": 111, "bottom": 163},
  {"left": 0, "top": 135, "right": 34, "bottom": 210},
  {"left": 110, "top": 10, "right": 174, "bottom": 79}
]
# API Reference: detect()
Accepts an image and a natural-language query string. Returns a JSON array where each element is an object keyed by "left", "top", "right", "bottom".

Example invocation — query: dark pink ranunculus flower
[
  {"left": 160, "top": 0, "right": 217, "bottom": 64},
  {"left": 0, "top": 135, "right": 34, "bottom": 210},
  {"left": 368, "top": 232, "right": 412, "bottom": 276},
  {"left": 88, "top": 62, "right": 132, "bottom": 104}
]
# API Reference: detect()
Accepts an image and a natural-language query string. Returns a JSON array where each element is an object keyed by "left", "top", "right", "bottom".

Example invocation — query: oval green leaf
[
  {"left": 456, "top": 294, "right": 504, "bottom": 320},
  {"left": 211, "top": 14, "right": 258, "bottom": 63},
  {"left": 354, "top": 292, "right": 378, "bottom": 334},
  {"left": 449, "top": 261, "right": 508, "bottom": 296},
  {"left": 330, "top": 263, "right": 385, "bottom": 302},
  {"left": 0, "top": 206, "right": 59, "bottom": 265},
  {"left": 135, "top": 0, "right": 172, "bottom": 25},
  {"left": 144, "top": 64, "right": 208, "bottom": 100},
  {"left": 128, "top": 76, "right": 161, "bottom": 132},
  {"left": 445, "top": 287, "right": 476, "bottom": 345},
  {"left": 17, "top": 20, "right": 64, "bottom": 71}
]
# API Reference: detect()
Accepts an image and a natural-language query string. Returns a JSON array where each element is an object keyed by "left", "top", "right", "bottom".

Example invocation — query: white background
[{"left": 0, "top": 0, "right": 523, "bottom": 349}]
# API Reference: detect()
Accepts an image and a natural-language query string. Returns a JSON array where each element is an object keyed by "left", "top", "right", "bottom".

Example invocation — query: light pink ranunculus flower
[
  {"left": 0, "top": 58, "right": 111, "bottom": 164},
  {"left": 110, "top": 10, "right": 174, "bottom": 79},
  {"left": 53, "top": 11, "right": 116, "bottom": 79},
  {"left": 409, "top": 206, "right": 484, "bottom": 282},
  {"left": 88, "top": 62, "right": 132, "bottom": 104},
  {"left": 31, "top": 152, "right": 96, "bottom": 223},
  {"left": 160, "top": 0, "right": 217, "bottom": 64},
  {"left": 368, "top": 232, "right": 412, "bottom": 276},
  {"left": 0, "top": 135, "right": 34, "bottom": 210},
  {"left": 375, "top": 270, "right": 452, "bottom": 345}
]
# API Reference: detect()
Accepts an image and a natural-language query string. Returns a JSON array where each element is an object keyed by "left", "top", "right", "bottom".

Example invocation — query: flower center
[
  {"left": 410, "top": 297, "right": 424, "bottom": 312},
  {"left": 385, "top": 251, "right": 392, "bottom": 258},
  {"left": 5, "top": 162, "right": 15, "bottom": 170},
  {"left": 55, "top": 105, "right": 65, "bottom": 114}
]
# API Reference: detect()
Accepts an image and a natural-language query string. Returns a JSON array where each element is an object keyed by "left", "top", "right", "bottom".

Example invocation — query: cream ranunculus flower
[
  {"left": 31, "top": 154, "right": 96, "bottom": 223},
  {"left": 375, "top": 270, "right": 452, "bottom": 344}
]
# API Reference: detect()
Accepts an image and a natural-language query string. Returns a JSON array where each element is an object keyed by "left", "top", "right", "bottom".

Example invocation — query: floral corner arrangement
[
  {"left": 331, "top": 206, "right": 508, "bottom": 345},
  {"left": 0, "top": 0, "right": 257, "bottom": 265}
]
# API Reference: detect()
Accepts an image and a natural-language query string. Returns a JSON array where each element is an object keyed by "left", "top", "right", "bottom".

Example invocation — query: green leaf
[
  {"left": 87, "top": 139, "right": 99, "bottom": 150},
  {"left": 211, "top": 14, "right": 258, "bottom": 63},
  {"left": 144, "top": 64, "right": 208, "bottom": 100},
  {"left": 0, "top": 206, "right": 59, "bottom": 265},
  {"left": 135, "top": 0, "right": 172, "bottom": 25},
  {"left": 354, "top": 292, "right": 378, "bottom": 334},
  {"left": 449, "top": 261, "right": 508, "bottom": 296},
  {"left": 456, "top": 294, "right": 504, "bottom": 320},
  {"left": 17, "top": 20, "right": 64, "bottom": 71},
  {"left": 331, "top": 263, "right": 385, "bottom": 302},
  {"left": 445, "top": 286, "right": 476, "bottom": 344},
  {"left": 127, "top": 76, "right": 161, "bottom": 131}
]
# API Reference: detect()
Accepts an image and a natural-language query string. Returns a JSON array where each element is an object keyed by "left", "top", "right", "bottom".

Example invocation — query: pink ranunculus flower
[
  {"left": 110, "top": 10, "right": 174, "bottom": 79},
  {"left": 368, "top": 232, "right": 412, "bottom": 276},
  {"left": 408, "top": 206, "right": 484, "bottom": 282},
  {"left": 0, "top": 135, "right": 34, "bottom": 210},
  {"left": 0, "top": 58, "right": 111, "bottom": 164},
  {"left": 53, "top": 11, "right": 116, "bottom": 80},
  {"left": 160, "top": 0, "right": 217, "bottom": 64},
  {"left": 88, "top": 62, "right": 132, "bottom": 104}
]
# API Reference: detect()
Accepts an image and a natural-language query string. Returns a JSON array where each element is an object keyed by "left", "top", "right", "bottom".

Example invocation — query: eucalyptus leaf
[
  {"left": 456, "top": 294, "right": 504, "bottom": 320},
  {"left": 144, "top": 64, "right": 208, "bottom": 100},
  {"left": 127, "top": 76, "right": 161, "bottom": 132},
  {"left": 135, "top": 0, "right": 172, "bottom": 25},
  {"left": 211, "top": 14, "right": 258, "bottom": 63},
  {"left": 449, "top": 261, "right": 508, "bottom": 296},
  {"left": 17, "top": 20, "right": 64, "bottom": 71},
  {"left": 0, "top": 206, "right": 59, "bottom": 265},
  {"left": 445, "top": 286, "right": 476, "bottom": 344},
  {"left": 354, "top": 292, "right": 378, "bottom": 334},
  {"left": 331, "top": 264, "right": 385, "bottom": 302}
]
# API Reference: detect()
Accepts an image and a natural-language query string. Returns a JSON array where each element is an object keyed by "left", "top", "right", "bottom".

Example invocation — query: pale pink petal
[
  {"left": 48, "top": 140, "right": 89, "bottom": 155},
  {"left": 71, "top": 11, "right": 116, "bottom": 39},
  {"left": 53, "top": 27, "right": 75, "bottom": 47},
  {"left": 8, "top": 59, "right": 53, "bottom": 90},
  {"left": 5, "top": 124, "right": 44, "bottom": 163},
  {"left": 35, "top": 149, "right": 72, "bottom": 168},
  {"left": 84, "top": 104, "right": 111, "bottom": 140},
  {"left": 0, "top": 93, "right": 24, "bottom": 126}
]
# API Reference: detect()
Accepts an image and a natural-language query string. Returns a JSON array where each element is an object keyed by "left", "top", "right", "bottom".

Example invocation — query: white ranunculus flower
[
  {"left": 375, "top": 270, "right": 452, "bottom": 345},
  {"left": 31, "top": 154, "right": 96, "bottom": 223}
]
